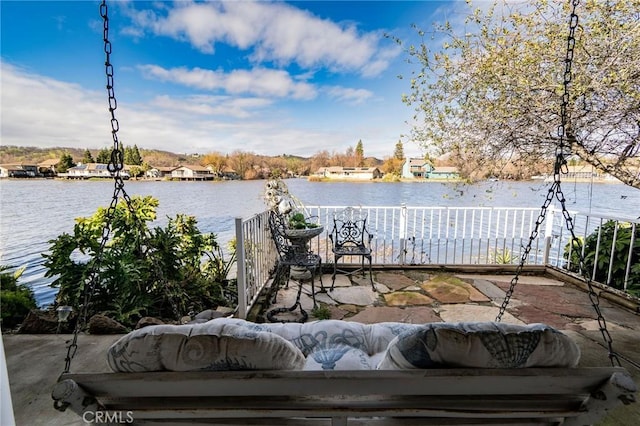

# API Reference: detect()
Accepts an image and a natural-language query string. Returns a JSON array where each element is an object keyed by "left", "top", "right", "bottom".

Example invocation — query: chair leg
[
  {"left": 331, "top": 256, "right": 339, "bottom": 291},
  {"left": 367, "top": 255, "right": 375, "bottom": 291}
]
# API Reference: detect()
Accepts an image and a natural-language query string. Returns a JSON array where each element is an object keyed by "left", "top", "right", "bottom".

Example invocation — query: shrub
[
  {"left": 43, "top": 196, "right": 236, "bottom": 327},
  {"left": 0, "top": 266, "right": 36, "bottom": 329},
  {"left": 564, "top": 220, "right": 639, "bottom": 297}
]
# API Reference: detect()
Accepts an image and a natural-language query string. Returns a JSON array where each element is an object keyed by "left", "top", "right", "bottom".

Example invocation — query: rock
[
  {"left": 135, "top": 317, "right": 164, "bottom": 329},
  {"left": 88, "top": 314, "right": 128, "bottom": 334},
  {"left": 17, "top": 310, "right": 62, "bottom": 334}
]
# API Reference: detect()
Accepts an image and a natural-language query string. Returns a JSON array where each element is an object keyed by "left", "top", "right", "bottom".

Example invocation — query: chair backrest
[
  {"left": 268, "top": 211, "right": 292, "bottom": 261},
  {"left": 331, "top": 207, "right": 370, "bottom": 248}
]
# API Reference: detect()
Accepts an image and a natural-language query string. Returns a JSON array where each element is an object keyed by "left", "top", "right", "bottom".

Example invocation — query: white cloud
[
  {"left": 326, "top": 86, "right": 373, "bottom": 105},
  {"left": 138, "top": 64, "right": 317, "bottom": 100},
  {"left": 122, "top": 0, "right": 398, "bottom": 76},
  {"left": 1, "top": 62, "right": 409, "bottom": 158}
]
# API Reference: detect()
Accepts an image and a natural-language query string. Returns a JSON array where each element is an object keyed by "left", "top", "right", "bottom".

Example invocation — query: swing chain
[
  {"left": 57, "top": 2, "right": 133, "bottom": 383},
  {"left": 496, "top": 0, "right": 620, "bottom": 368},
  {"left": 496, "top": 0, "right": 581, "bottom": 323}
]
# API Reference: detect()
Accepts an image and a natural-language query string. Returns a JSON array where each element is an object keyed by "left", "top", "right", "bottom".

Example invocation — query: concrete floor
[{"left": 2, "top": 269, "right": 639, "bottom": 426}]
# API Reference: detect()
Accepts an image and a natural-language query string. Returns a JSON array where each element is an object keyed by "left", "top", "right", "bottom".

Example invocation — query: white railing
[{"left": 234, "top": 206, "right": 639, "bottom": 318}]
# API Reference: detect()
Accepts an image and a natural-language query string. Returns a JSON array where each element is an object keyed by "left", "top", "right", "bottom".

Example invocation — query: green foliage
[
  {"left": 43, "top": 196, "right": 236, "bottom": 327},
  {"left": 82, "top": 149, "right": 94, "bottom": 164},
  {"left": 56, "top": 153, "right": 74, "bottom": 173},
  {"left": 564, "top": 221, "right": 640, "bottom": 296},
  {"left": 311, "top": 304, "right": 331, "bottom": 320},
  {"left": 96, "top": 147, "right": 112, "bottom": 164},
  {"left": 492, "top": 249, "right": 514, "bottom": 265},
  {"left": 288, "top": 212, "right": 319, "bottom": 229},
  {"left": 1, "top": 266, "right": 36, "bottom": 329}
]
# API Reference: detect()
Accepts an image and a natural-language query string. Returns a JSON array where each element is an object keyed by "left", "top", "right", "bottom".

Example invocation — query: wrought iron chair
[
  {"left": 267, "top": 210, "right": 323, "bottom": 322},
  {"left": 329, "top": 207, "right": 375, "bottom": 291}
]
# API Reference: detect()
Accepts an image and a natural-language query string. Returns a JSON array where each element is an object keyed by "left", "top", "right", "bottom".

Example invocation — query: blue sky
[{"left": 1, "top": 1, "right": 473, "bottom": 159}]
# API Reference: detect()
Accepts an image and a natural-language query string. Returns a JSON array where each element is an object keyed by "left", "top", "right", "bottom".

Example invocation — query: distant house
[
  {"left": 315, "top": 166, "right": 382, "bottom": 180},
  {"left": 37, "top": 159, "right": 59, "bottom": 176},
  {"left": 146, "top": 166, "right": 177, "bottom": 179},
  {"left": 0, "top": 163, "right": 38, "bottom": 178},
  {"left": 427, "top": 166, "right": 460, "bottom": 180},
  {"left": 61, "top": 163, "right": 115, "bottom": 179},
  {"left": 402, "top": 158, "right": 434, "bottom": 179},
  {"left": 171, "top": 165, "right": 214, "bottom": 180}
]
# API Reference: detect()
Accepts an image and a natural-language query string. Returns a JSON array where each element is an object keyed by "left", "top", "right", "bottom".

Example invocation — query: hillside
[{"left": 0, "top": 145, "right": 187, "bottom": 166}]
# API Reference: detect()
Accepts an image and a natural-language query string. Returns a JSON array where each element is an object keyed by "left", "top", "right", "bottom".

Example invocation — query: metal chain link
[
  {"left": 496, "top": 0, "right": 619, "bottom": 367},
  {"left": 57, "top": 1, "right": 133, "bottom": 383}
]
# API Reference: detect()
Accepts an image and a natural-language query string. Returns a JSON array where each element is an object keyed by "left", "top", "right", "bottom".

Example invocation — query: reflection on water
[{"left": 1, "top": 178, "right": 638, "bottom": 307}]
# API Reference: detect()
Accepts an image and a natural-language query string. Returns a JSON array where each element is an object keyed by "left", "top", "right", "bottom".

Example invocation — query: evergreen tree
[
  {"left": 96, "top": 147, "right": 111, "bottom": 164},
  {"left": 56, "top": 153, "right": 75, "bottom": 173},
  {"left": 355, "top": 140, "right": 364, "bottom": 167},
  {"left": 393, "top": 140, "right": 404, "bottom": 161},
  {"left": 124, "top": 145, "right": 134, "bottom": 165},
  {"left": 82, "top": 149, "right": 94, "bottom": 164},
  {"left": 131, "top": 144, "right": 143, "bottom": 165}
]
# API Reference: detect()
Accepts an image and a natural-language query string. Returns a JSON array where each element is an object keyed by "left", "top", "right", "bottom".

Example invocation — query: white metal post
[
  {"left": 543, "top": 206, "right": 555, "bottom": 265},
  {"left": 399, "top": 204, "right": 407, "bottom": 264},
  {"left": 0, "top": 332, "right": 16, "bottom": 426},
  {"left": 235, "top": 217, "right": 247, "bottom": 319}
]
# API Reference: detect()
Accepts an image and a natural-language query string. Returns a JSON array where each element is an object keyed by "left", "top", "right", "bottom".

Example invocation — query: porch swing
[{"left": 51, "top": 1, "right": 636, "bottom": 425}]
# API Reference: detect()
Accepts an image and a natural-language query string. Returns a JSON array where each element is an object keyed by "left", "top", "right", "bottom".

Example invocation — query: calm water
[{"left": 1, "top": 178, "right": 638, "bottom": 307}]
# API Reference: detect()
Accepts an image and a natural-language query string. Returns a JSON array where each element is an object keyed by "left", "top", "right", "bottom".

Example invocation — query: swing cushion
[
  {"left": 107, "top": 321, "right": 306, "bottom": 372},
  {"left": 107, "top": 319, "right": 580, "bottom": 372},
  {"left": 379, "top": 322, "right": 580, "bottom": 369}
]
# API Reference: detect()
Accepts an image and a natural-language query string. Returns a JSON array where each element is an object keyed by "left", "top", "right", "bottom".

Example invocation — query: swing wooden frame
[
  {"left": 54, "top": 368, "right": 636, "bottom": 425},
  {"left": 50, "top": 1, "right": 637, "bottom": 425}
]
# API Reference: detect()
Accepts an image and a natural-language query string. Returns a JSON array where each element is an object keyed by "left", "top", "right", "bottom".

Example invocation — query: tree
[
  {"left": 43, "top": 196, "right": 236, "bottom": 326},
  {"left": 82, "top": 149, "right": 94, "bottom": 164},
  {"left": 96, "top": 147, "right": 111, "bottom": 164},
  {"left": 393, "top": 140, "right": 404, "bottom": 161},
  {"left": 56, "top": 153, "right": 74, "bottom": 173},
  {"left": 394, "top": 0, "right": 640, "bottom": 188},
  {"left": 130, "top": 145, "right": 143, "bottom": 165},
  {"left": 201, "top": 152, "right": 227, "bottom": 177},
  {"left": 355, "top": 140, "right": 365, "bottom": 167}
]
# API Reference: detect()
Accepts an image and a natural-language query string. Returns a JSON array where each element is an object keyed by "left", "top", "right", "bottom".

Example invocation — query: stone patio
[{"left": 3, "top": 268, "right": 639, "bottom": 426}]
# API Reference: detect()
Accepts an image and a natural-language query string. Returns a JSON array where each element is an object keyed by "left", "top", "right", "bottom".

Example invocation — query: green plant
[
  {"left": 311, "top": 304, "right": 331, "bottom": 320},
  {"left": 1, "top": 265, "right": 36, "bottom": 329},
  {"left": 288, "top": 212, "right": 319, "bottom": 229},
  {"left": 492, "top": 248, "right": 514, "bottom": 265},
  {"left": 43, "top": 196, "right": 237, "bottom": 327},
  {"left": 563, "top": 221, "right": 639, "bottom": 296}
]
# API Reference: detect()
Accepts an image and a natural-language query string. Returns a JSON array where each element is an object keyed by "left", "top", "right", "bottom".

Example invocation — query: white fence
[{"left": 234, "top": 205, "right": 639, "bottom": 318}]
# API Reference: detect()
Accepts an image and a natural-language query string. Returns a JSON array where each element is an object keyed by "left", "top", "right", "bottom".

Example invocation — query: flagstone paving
[{"left": 261, "top": 270, "right": 640, "bottom": 335}]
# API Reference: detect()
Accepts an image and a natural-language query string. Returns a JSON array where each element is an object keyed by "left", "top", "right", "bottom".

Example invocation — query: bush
[
  {"left": 43, "top": 195, "right": 236, "bottom": 327},
  {"left": 1, "top": 266, "right": 36, "bottom": 329},
  {"left": 564, "top": 220, "right": 639, "bottom": 296}
]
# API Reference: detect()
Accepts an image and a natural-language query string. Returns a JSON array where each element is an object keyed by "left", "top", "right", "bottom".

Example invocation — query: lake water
[{"left": 1, "top": 178, "right": 638, "bottom": 307}]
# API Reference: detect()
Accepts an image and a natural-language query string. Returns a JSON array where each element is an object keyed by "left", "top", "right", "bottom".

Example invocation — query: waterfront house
[
  {"left": 0, "top": 163, "right": 38, "bottom": 178},
  {"left": 171, "top": 165, "right": 215, "bottom": 180},
  {"left": 402, "top": 158, "right": 434, "bottom": 179},
  {"left": 315, "top": 166, "right": 382, "bottom": 180},
  {"left": 146, "top": 166, "right": 177, "bottom": 179},
  {"left": 62, "top": 163, "right": 115, "bottom": 179},
  {"left": 426, "top": 166, "right": 460, "bottom": 180},
  {"left": 37, "top": 159, "right": 59, "bottom": 177}
]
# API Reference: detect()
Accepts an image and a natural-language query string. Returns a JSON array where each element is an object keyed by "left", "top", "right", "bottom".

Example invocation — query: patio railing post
[
  {"left": 235, "top": 217, "right": 247, "bottom": 319},
  {"left": 543, "top": 206, "right": 555, "bottom": 266},
  {"left": 399, "top": 203, "right": 407, "bottom": 265}
]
